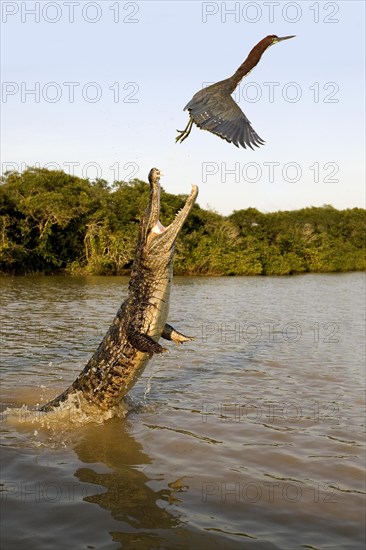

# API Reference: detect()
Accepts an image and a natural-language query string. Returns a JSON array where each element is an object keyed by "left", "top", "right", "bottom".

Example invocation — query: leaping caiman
[{"left": 39, "top": 168, "right": 198, "bottom": 412}]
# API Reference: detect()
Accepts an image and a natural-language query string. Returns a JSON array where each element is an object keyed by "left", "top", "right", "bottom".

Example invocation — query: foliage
[{"left": 1, "top": 168, "right": 365, "bottom": 276}]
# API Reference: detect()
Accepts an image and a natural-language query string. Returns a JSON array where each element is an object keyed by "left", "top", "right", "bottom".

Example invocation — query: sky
[{"left": 1, "top": 0, "right": 365, "bottom": 215}]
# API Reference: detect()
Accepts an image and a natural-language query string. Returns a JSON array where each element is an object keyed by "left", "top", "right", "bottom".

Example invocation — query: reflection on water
[
  {"left": 73, "top": 420, "right": 223, "bottom": 549},
  {"left": 1, "top": 274, "right": 365, "bottom": 549}
]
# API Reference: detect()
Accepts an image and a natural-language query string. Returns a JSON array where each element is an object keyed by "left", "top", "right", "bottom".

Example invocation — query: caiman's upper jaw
[{"left": 144, "top": 167, "right": 162, "bottom": 236}]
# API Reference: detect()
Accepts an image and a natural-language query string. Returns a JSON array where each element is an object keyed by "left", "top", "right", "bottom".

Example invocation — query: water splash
[
  {"left": 143, "top": 356, "right": 159, "bottom": 400},
  {"left": 3, "top": 392, "right": 129, "bottom": 432}
]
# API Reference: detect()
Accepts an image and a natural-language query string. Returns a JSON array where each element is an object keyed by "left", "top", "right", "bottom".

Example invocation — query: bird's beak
[{"left": 277, "top": 35, "right": 296, "bottom": 41}]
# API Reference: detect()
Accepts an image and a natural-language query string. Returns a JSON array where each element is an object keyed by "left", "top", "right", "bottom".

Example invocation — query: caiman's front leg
[
  {"left": 128, "top": 331, "right": 168, "bottom": 355},
  {"left": 162, "top": 323, "right": 194, "bottom": 345}
]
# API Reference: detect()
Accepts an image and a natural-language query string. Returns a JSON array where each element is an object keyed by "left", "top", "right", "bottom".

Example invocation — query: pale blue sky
[{"left": 1, "top": 0, "right": 365, "bottom": 214}]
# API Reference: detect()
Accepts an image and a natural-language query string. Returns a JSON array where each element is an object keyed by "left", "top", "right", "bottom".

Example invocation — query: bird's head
[{"left": 269, "top": 34, "right": 295, "bottom": 45}]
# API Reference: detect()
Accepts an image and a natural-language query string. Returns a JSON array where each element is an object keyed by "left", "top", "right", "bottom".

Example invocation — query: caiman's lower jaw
[{"left": 146, "top": 182, "right": 198, "bottom": 249}]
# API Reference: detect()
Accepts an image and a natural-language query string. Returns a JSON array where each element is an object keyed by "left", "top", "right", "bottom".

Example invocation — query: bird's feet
[
  {"left": 175, "top": 118, "right": 193, "bottom": 144},
  {"left": 175, "top": 129, "right": 189, "bottom": 143}
]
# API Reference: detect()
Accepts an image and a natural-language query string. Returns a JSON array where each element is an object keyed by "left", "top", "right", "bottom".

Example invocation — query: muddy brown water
[{"left": 1, "top": 274, "right": 365, "bottom": 549}]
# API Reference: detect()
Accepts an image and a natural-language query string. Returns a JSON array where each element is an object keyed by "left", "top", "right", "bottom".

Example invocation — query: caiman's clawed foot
[
  {"left": 175, "top": 118, "right": 193, "bottom": 144},
  {"left": 162, "top": 323, "right": 194, "bottom": 345}
]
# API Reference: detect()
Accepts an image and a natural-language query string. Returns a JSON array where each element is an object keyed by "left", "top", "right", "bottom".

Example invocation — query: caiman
[{"left": 39, "top": 168, "right": 198, "bottom": 412}]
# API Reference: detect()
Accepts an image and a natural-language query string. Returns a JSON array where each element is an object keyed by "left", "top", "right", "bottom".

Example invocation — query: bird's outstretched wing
[{"left": 184, "top": 91, "right": 265, "bottom": 149}]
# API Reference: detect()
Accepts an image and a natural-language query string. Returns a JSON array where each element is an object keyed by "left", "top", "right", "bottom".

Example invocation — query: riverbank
[{"left": 1, "top": 167, "right": 365, "bottom": 276}]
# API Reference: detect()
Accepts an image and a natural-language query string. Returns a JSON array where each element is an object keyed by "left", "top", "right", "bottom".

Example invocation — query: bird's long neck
[{"left": 228, "top": 37, "right": 272, "bottom": 92}]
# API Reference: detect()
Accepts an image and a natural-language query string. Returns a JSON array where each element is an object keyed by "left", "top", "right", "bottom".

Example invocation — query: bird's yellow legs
[{"left": 175, "top": 117, "right": 193, "bottom": 143}]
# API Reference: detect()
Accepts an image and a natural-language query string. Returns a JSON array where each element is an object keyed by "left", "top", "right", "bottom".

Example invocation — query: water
[{"left": 1, "top": 273, "right": 365, "bottom": 549}]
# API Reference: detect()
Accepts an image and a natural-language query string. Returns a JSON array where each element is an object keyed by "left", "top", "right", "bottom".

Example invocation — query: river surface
[{"left": 0, "top": 273, "right": 365, "bottom": 550}]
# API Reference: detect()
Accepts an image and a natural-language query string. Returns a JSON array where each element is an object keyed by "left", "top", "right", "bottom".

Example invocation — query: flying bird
[{"left": 176, "top": 35, "right": 295, "bottom": 149}]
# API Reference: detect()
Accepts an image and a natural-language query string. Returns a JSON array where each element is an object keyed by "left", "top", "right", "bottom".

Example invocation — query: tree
[{"left": 1, "top": 167, "right": 365, "bottom": 275}]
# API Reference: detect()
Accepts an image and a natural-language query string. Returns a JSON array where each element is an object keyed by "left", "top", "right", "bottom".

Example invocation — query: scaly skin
[{"left": 39, "top": 168, "right": 198, "bottom": 411}]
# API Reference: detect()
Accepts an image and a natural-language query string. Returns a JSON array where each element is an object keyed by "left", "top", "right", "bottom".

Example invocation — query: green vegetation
[{"left": 1, "top": 167, "right": 365, "bottom": 276}]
